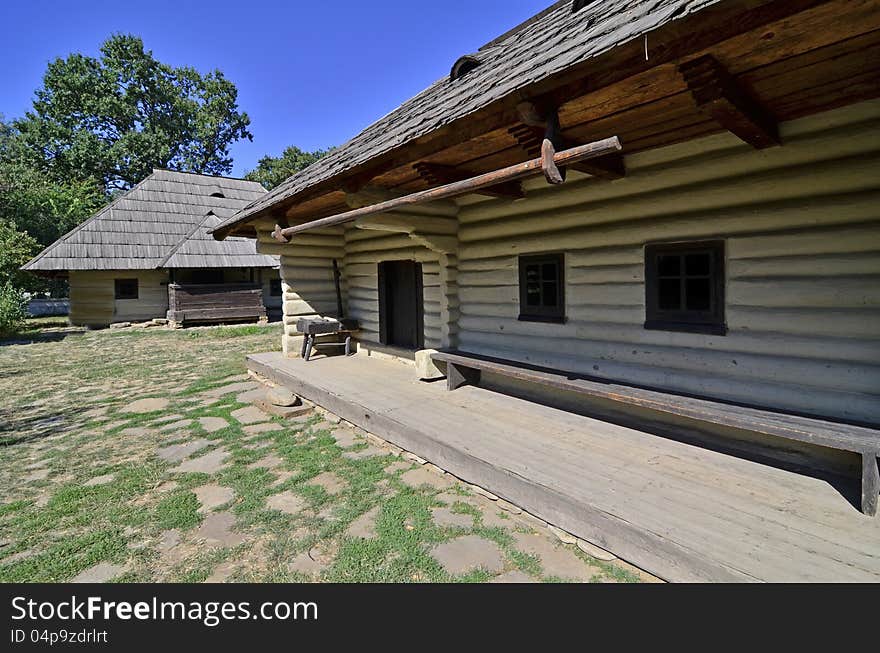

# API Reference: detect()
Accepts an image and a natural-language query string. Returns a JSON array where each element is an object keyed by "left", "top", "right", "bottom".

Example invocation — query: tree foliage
[
  {"left": 0, "top": 220, "right": 40, "bottom": 291},
  {"left": 0, "top": 157, "right": 105, "bottom": 249},
  {"left": 245, "top": 145, "right": 330, "bottom": 190},
  {"left": 12, "top": 34, "right": 253, "bottom": 191},
  {"left": 0, "top": 282, "right": 26, "bottom": 338}
]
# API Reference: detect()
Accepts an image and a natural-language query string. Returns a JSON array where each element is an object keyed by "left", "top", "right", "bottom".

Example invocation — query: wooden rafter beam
[
  {"left": 508, "top": 119, "right": 626, "bottom": 180},
  {"left": 272, "top": 136, "right": 622, "bottom": 242},
  {"left": 413, "top": 162, "right": 524, "bottom": 199},
  {"left": 679, "top": 54, "right": 780, "bottom": 149}
]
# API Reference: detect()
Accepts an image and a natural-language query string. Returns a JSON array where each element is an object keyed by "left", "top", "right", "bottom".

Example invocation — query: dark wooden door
[{"left": 378, "top": 260, "right": 424, "bottom": 349}]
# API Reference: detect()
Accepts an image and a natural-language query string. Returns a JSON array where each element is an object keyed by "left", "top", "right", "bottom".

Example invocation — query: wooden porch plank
[{"left": 248, "top": 352, "right": 880, "bottom": 582}]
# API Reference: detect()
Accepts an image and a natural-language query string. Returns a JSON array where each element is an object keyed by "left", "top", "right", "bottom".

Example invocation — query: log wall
[
  {"left": 455, "top": 100, "right": 880, "bottom": 424},
  {"left": 68, "top": 269, "right": 170, "bottom": 326}
]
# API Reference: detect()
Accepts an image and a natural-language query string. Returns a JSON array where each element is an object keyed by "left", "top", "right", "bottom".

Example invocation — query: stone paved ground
[{"left": 0, "top": 320, "right": 655, "bottom": 583}]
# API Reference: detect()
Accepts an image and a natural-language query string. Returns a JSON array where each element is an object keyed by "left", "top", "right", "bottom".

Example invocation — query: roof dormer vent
[
  {"left": 450, "top": 54, "right": 481, "bottom": 81},
  {"left": 206, "top": 185, "right": 225, "bottom": 198}
]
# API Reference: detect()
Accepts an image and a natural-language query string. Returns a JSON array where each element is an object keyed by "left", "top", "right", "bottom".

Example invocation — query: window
[
  {"left": 269, "top": 278, "right": 283, "bottom": 297},
  {"left": 645, "top": 240, "right": 726, "bottom": 335},
  {"left": 518, "top": 253, "right": 565, "bottom": 323},
  {"left": 114, "top": 278, "right": 138, "bottom": 300}
]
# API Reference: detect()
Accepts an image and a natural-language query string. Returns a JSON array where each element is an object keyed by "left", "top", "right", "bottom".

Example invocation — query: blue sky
[{"left": 0, "top": 0, "right": 550, "bottom": 177}]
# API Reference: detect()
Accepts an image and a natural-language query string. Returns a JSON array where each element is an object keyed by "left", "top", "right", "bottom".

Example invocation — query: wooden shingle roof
[
  {"left": 214, "top": 0, "right": 723, "bottom": 237},
  {"left": 23, "top": 170, "right": 277, "bottom": 272}
]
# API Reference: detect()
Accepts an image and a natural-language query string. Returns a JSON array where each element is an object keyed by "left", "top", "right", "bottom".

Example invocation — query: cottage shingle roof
[
  {"left": 214, "top": 0, "right": 722, "bottom": 237},
  {"left": 23, "top": 170, "right": 277, "bottom": 272}
]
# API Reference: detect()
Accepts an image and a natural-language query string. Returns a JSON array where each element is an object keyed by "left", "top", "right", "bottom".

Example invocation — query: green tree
[
  {"left": 0, "top": 220, "right": 40, "bottom": 291},
  {"left": 13, "top": 34, "right": 253, "bottom": 191},
  {"left": 0, "top": 158, "right": 105, "bottom": 249},
  {"left": 245, "top": 145, "right": 331, "bottom": 190}
]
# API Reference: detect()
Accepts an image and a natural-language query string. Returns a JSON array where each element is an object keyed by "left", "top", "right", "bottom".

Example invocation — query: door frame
[{"left": 377, "top": 260, "right": 424, "bottom": 350}]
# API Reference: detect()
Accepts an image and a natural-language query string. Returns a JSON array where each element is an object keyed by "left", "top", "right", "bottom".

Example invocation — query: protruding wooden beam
[
  {"left": 272, "top": 136, "right": 622, "bottom": 242},
  {"left": 541, "top": 139, "right": 564, "bottom": 185},
  {"left": 679, "top": 54, "right": 780, "bottom": 149},
  {"left": 414, "top": 162, "right": 524, "bottom": 199},
  {"left": 508, "top": 122, "right": 626, "bottom": 179}
]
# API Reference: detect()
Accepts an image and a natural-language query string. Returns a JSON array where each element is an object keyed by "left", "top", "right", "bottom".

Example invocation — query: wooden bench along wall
[
  {"left": 430, "top": 350, "right": 880, "bottom": 516},
  {"left": 166, "top": 283, "right": 267, "bottom": 326}
]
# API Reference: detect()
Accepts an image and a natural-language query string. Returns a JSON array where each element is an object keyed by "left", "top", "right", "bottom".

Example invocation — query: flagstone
[
  {"left": 121, "top": 398, "right": 169, "bottom": 414},
  {"left": 247, "top": 454, "right": 283, "bottom": 470},
  {"left": 156, "top": 439, "right": 210, "bottom": 463},
  {"left": 195, "top": 512, "right": 245, "bottom": 548},
  {"left": 308, "top": 471, "right": 345, "bottom": 495},
  {"left": 511, "top": 532, "right": 600, "bottom": 582},
  {"left": 346, "top": 506, "right": 380, "bottom": 539},
  {"left": 266, "top": 491, "right": 307, "bottom": 515},
  {"left": 431, "top": 506, "right": 474, "bottom": 529},
  {"left": 490, "top": 570, "right": 538, "bottom": 584},
  {"left": 152, "top": 414, "right": 184, "bottom": 425},
  {"left": 384, "top": 460, "right": 412, "bottom": 474},
  {"left": 194, "top": 484, "right": 235, "bottom": 513},
  {"left": 331, "top": 427, "right": 361, "bottom": 448},
  {"left": 72, "top": 562, "right": 124, "bottom": 583},
  {"left": 198, "top": 416, "right": 229, "bottom": 433},
  {"left": 231, "top": 405, "right": 270, "bottom": 425},
  {"left": 342, "top": 445, "right": 385, "bottom": 460},
  {"left": 172, "top": 448, "right": 229, "bottom": 474},
  {"left": 400, "top": 466, "right": 453, "bottom": 490},
  {"left": 432, "top": 535, "right": 505, "bottom": 575},
  {"left": 84, "top": 473, "right": 115, "bottom": 487},
  {"left": 205, "top": 561, "right": 238, "bottom": 583},
  {"left": 243, "top": 422, "right": 282, "bottom": 436},
  {"left": 160, "top": 419, "right": 193, "bottom": 432}
]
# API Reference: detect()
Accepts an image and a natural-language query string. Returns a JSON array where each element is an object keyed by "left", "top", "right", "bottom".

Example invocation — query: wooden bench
[{"left": 430, "top": 350, "right": 880, "bottom": 516}]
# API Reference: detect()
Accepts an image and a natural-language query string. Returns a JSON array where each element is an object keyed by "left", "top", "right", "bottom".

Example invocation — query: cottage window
[
  {"left": 518, "top": 253, "right": 565, "bottom": 323},
  {"left": 269, "top": 278, "right": 283, "bottom": 296},
  {"left": 645, "top": 241, "right": 726, "bottom": 335},
  {"left": 114, "top": 279, "right": 138, "bottom": 300}
]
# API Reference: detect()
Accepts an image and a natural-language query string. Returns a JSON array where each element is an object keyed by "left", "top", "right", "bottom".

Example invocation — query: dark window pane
[
  {"left": 685, "top": 253, "right": 710, "bottom": 276},
  {"left": 519, "top": 253, "right": 565, "bottom": 321},
  {"left": 542, "top": 281, "right": 557, "bottom": 307},
  {"left": 526, "top": 282, "right": 541, "bottom": 306},
  {"left": 657, "top": 255, "right": 680, "bottom": 276},
  {"left": 658, "top": 278, "right": 681, "bottom": 310},
  {"left": 115, "top": 279, "right": 138, "bottom": 300},
  {"left": 686, "top": 278, "right": 711, "bottom": 310}
]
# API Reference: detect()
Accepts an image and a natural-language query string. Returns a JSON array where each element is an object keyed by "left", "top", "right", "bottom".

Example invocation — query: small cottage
[
  {"left": 209, "top": 0, "right": 880, "bottom": 580},
  {"left": 23, "top": 169, "right": 281, "bottom": 327}
]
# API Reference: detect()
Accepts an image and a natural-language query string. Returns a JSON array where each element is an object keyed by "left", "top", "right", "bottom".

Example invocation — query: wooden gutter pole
[{"left": 272, "top": 136, "right": 622, "bottom": 242}]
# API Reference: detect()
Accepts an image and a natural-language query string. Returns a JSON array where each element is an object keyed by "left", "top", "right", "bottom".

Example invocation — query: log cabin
[
  {"left": 23, "top": 170, "right": 281, "bottom": 327},
  {"left": 210, "top": 0, "right": 880, "bottom": 580}
]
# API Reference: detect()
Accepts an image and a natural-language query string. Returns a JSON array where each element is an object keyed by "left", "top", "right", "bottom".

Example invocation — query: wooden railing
[{"left": 166, "top": 283, "right": 267, "bottom": 326}]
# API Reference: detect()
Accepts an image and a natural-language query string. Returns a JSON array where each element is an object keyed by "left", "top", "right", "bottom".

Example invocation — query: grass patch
[{"left": 155, "top": 491, "right": 201, "bottom": 530}]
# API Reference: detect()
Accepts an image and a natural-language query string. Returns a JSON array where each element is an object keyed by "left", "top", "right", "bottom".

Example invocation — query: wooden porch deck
[{"left": 248, "top": 351, "right": 880, "bottom": 582}]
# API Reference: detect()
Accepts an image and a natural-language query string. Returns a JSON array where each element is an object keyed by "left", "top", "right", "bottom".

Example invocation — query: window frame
[
  {"left": 518, "top": 253, "right": 566, "bottom": 324},
  {"left": 644, "top": 240, "right": 726, "bottom": 335},
  {"left": 114, "top": 278, "right": 139, "bottom": 300}
]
